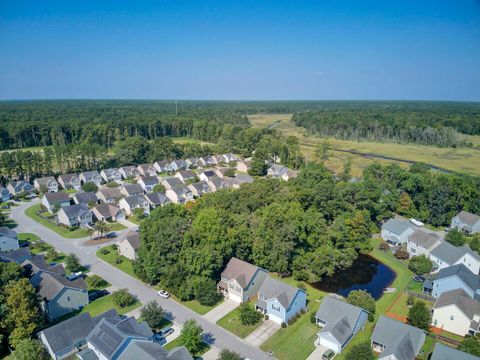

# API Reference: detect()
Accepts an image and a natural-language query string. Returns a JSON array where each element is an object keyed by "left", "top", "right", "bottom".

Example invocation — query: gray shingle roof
[
  {"left": 221, "top": 257, "right": 261, "bottom": 289},
  {"left": 163, "top": 177, "right": 184, "bottom": 188},
  {"left": 408, "top": 230, "right": 441, "bottom": 249},
  {"left": 431, "top": 241, "right": 480, "bottom": 265},
  {"left": 93, "top": 204, "right": 121, "bottom": 218},
  {"left": 119, "top": 166, "right": 138, "bottom": 177},
  {"left": 257, "top": 276, "right": 303, "bottom": 309},
  {"left": 382, "top": 218, "right": 411, "bottom": 236},
  {"left": 434, "top": 264, "right": 480, "bottom": 292},
  {"left": 22, "top": 255, "right": 66, "bottom": 277},
  {"left": 35, "top": 176, "right": 57, "bottom": 186},
  {"left": 315, "top": 296, "right": 368, "bottom": 346},
  {"left": 61, "top": 204, "right": 90, "bottom": 218},
  {"left": 117, "top": 340, "right": 193, "bottom": 360},
  {"left": 0, "top": 226, "right": 17, "bottom": 239},
  {"left": 74, "top": 191, "right": 98, "bottom": 205},
  {"left": 123, "top": 231, "right": 140, "bottom": 251},
  {"left": 123, "top": 194, "right": 148, "bottom": 207},
  {"left": 122, "top": 184, "right": 144, "bottom": 196},
  {"left": 36, "top": 272, "right": 87, "bottom": 301},
  {"left": 430, "top": 342, "right": 479, "bottom": 360},
  {"left": 457, "top": 211, "right": 480, "bottom": 226},
  {"left": 145, "top": 192, "right": 169, "bottom": 206},
  {"left": 140, "top": 176, "right": 159, "bottom": 185},
  {"left": 44, "top": 191, "right": 70, "bottom": 204},
  {"left": 80, "top": 171, "right": 101, "bottom": 181},
  {"left": 97, "top": 187, "right": 122, "bottom": 200},
  {"left": 434, "top": 288, "right": 480, "bottom": 319},
  {"left": 0, "top": 247, "right": 31, "bottom": 263},
  {"left": 77, "top": 348, "right": 99, "bottom": 360},
  {"left": 371, "top": 316, "right": 425, "bottom": 360},
  {"left": 178, "top": 170, "right": 195, "bottom": 179}
]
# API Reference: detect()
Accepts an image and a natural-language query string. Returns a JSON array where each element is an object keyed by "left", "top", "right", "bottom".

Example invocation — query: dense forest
[
  {"left": 133, "top": 162, "right": 480, "bottom": 305},
  {"left": 293, "top": 105, "right": 480, "bottom": 147},
  {"left": 1, "top": 100, "right": 479, "bottom": 150}
]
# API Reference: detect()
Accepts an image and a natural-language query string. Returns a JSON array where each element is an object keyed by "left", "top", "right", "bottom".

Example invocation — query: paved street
[{"left": 10, "top": 200, "right": 272, "bottom": 360}]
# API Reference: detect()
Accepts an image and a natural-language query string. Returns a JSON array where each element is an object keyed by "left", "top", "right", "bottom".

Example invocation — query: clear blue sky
[{"left": 1, "top": 0, "right": 479, "bottom": 100}]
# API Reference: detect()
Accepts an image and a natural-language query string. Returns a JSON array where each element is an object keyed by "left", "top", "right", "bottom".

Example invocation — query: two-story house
[
  {"left": 57, "top": 204, "right": 92, "bottom": 227},
  {"left": 0, "top": 185, "right": 10, "bottom": 202},
  {"left": 34, "top": 176, "right": 59, "bottom": 193},
  {"left": 267, "top": 164, "right": 288, "bottom": 178},
  {"left": 198, "top": 156, "right": 217, "bottom": 167},
  {"left": 170, "top": 159, "right": 188, "bottom": 172},
  {"left": 452, "top": 211, "right": 480, "bottom": 235},
  {"left": 217, "top": 257, "right": 268, "bottom": 303},
  {"left": 381, "top": 218, "right": 414, "bottom": 245},
  {"left": 153, "top": 160, "right": 173, "bottom": 174},
  {"left": 185, "top": 157, "right": 199, "bottom": 169},
  {"left": 175, "top": 170, "right": 196, "bottom": 183},
  {"left": 0, "top": 226, "right": 19, "bottom": 252},
  {"left": 425, "top": 264, "right": 480, "bottom": 299},
  {"left": 57, "top": 174, "right": 81, "bottom": 190},
  {"left": 188, "top": 182, "right": 211, "bottom": 198},
  {"left": 121, "top": 183, "right": 144, "bottom": 197},
  {"left": 96, "top": 188, "right": 123, "bottom": 204},
  {"left": 138, "top": 176, "right": 159, "bottom": 193},
  {"left": 72, "top": 191, "right": 98, "bottom": 206},
  {"left": 144, "top": 192, "right": 170, "bottom": 209},
  {"left": 118, "top": 231, "right": 140, "bottom": 261},
  {"left": 165, "top": 186, "right": 194, "bottom": 204},
  {"left": 7, "top": 180, "right": 35, "bottom": 196},
  {"left": 91, "top": 204, "right": 124, "bottom": 222},
  {"left": 79, "top": 171, "right": 103, "bottom": 186},
  {"left": 429, "top": 241, "right": 480, "bottom": 275},
  {"left": 100, "top": 168, "right": 122, "bottom": 184},
  {"left": 42, "top": 192, "right": 71, "bottom": 213},
  {"left": 137, "top": 164, "right": 157, "bottom": 177},
  {"left": 118, "top": 194, "right": 150, "bottom": 216},
  {"left": 119, "top": 166, "right": 140, "bottom": 179},
  {"left": 407, "top": 229, "right": 442, "bottom": 257},
  {"left": 162, "top": 176, "right": 185, "bottom": 190},
  {"left": 255, "top": 276, "right": 307, "bottom": 325}
]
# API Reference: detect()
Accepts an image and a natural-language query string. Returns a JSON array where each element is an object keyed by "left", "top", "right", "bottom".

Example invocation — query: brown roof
[
  {"left": 123, "top": 231, "right": 140, "bottom": 250},
  {"left": 93, "top": 204, "right": 120, "bottom": 218},
  {"left": 221, "top": 257, "right": 260, "bottom": 288},
  {"left": 97, "top": 187, "right": 122, "bottom": 199},
  {"left": 408, "top": 230, "right": 441, "bottom": 250},
  {"left": 457, "top": 211, "right": 480, "bottom": 226},
  {"left": 44, "top": 191, "right": 70, "bottom": 204},
  {"left": 434, "top": 288, "right": 480, "bottom": 319}
]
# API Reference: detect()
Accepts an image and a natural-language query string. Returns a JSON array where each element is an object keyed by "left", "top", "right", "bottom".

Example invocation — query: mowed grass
[
  {"left": 217, "top": 307, "right": 264, "bottom": 338},
  {"left": 17, "top": 232, "right": 40, "bottom": 243},
  {"left": 96, "top": 247, "right": 139, "bottom": 279},
  {"left": 25, "top": 204, "right": 90, "bottom": 238},
  {"left": 175, "top": 297, "right": 222, "bottom": 315},
  {"left": 81, "top": 294, "right": 141, "bottom": 317},
  {"left": 389, "top": 292, "right": 432, "bottom": 318},
  {"left": 164, "top": 337, "right": 210, "bottom": 358},
  {"left": 248, "top": 114, "right": 480, "bottom": 176}
]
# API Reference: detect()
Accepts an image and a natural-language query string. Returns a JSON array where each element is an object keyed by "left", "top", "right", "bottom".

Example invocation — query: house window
[
  {"left": 450, "top": 315, "right": 454, "bottom": 320},
  {"left": 67, "top": 296, "right": 71, "bottom": 302},
  {"left": 272, "top": 304, "right": 280, "bottom": 312}
]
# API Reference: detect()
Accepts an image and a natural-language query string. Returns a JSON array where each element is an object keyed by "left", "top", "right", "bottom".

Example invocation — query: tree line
[{"left": 133, "top": 162, "right": 480, "bottom": 307}]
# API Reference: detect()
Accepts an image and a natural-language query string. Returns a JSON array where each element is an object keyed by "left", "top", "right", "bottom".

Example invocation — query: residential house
[
  {"left": 165, "top": 186, "right": 194, "bottom": 204},
  {"left": 214, "top": 154, "right": 225, "bottom": 164},
  {"left": 425, "top": 264, "right": 480, "bottom": 299},
  {"left": 281, "top": 169, "right": 299, "bottom": 181},
  {"left": 57, "top": 204, "right": 92, "bottom": 228},
  {"left": 236, "top": 158, "right": 252, "bottom": 173},
  {"left": 7, "top": 180, "right": 35, "bottom": 196},
  {"left": 188, "top": 182, "right": 211, "bottom": 198},
  {"left": 381, "top": 218, "right": 414, "bottom": 245},
  {"left": 371, "top": 316, "right": 426, "bottom": 360},
  {"left": 430, "top": 342, "right": 479, "bottom": 360},
  {"left": 255, "top": 276, "right": 307, "bottom": 325},
  {"left": 217, "top": 257, "right": 268, "bottom": 303},
  {"left": 162, "top": 176, "right": 185, "bottom": 190},
  {"left": 198, "top": 169, "right": 217, "bottom": 182},
  {"left": 34, "top": 176, "right": 59, "bottom": 193},
  {"left": 176, "top": 170, "right": 196, "bottom": 183},
  {"left": 73, "top": 191, "right": 98, "bottom": 206},
  {"left": 429, "top": 241, "right": 480, "bottom": 274},
  {"left": 222, "top": 153, "right": 238, "bottom": 164},
  {"left": 119, "top": 166, "right": 140, "bottom": 179},
  {"left": 118, "top": 231, "right": 140, "bottom": 261},
  {"left": 213, "top": 168, "right": 230, "bottom": 178},
  {"left": 185, "top": 157, "right": 199, "bottom": 169},
  {"left": 432, "top": 289, "right": 480, "bottom": 336},
  {"left": 170, "top": 159, "right": 188, "bottom": 172},
  {"left": 121, "top": 183, "right": 145, "bottom": 197},
  {"left": 79, "top": 171, "right": 103, "bottom": 186},
  {"left": 137, "top": 164, "right": 157, "bottom": 177},
  {"left": 0, "top": 247, "right": 31, "bottom": 263},
  {"left": 198, "top": 156, "right": 216, "bottom": 167},
  {"left": 118, "top": 194, "right": 150, "bottom": 216},
  {"left": 145, "top": 192, "right": 170, "bottom": 209},
  {"left": 0, "top": 226, "right": 19, "bottom": 251},
  {"left": 267, "top": 164, "right": 288, "bottom": 178},
  {"left": 208, "top": 177, "right": 229, "bottom": 192},
  {"left": 22, "top": 255, "right": 66, "bottom": 287},
  {"left": 407, "top": 229, "right": 442, "bottom": 257},
  {"left": 452, "top": 211, "right": 480, "bottom": 235},
  {"left": 153, "top": 160, "right": 173, "bottom": 174},
  {"left": 0, "top": 185, "right": 10, "bottom": 202},
  {"left": 96, "top": 188, "right": 123, "bottom": 204},
  {"left": 38, "top": 309, "right": 119, "bottom": 360},
  {"left": 314, "top": 295, "right": 369, "bottom": 353},
  {"left": 100, "top": 168, "right": 122, "bottom": 184},
  {"left": 42, "top": 192, "right": 71, "bottom": 213},
  {"left": 231, "top": 174, "right": 254, "bottom": 188},
  {"left": 138, "top": 176, "right": 159, "bottom": 193},
  {"left": 57, "top": 174, "right": 81, "bottom": 190},
  {"left": 91, "top": 204, "right": 124, "bottom": 222}
]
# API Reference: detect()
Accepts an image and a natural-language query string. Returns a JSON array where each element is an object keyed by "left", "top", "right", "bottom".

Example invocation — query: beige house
[
  {"left": 118, "top": 194, "right": 150, "bottom": 216},
  {"left": 91, "top": 204, "right": 124, "bottom": 222},
  {"left": 34, "top": 176, "right": 59, "bottom": 193},
  {"left": 118, "top": 232, "right": 140, "bottom": 261},
  {"left": 57, "top": 174, "right": 81, "bottom": 190},
  {"left": 96, "top": 187, "right": 123, "bottom": 204},
  {"left": 137, "top": 164, "right": 157, "bottom": 177},
  {"left": 217, "top": 257, "right": 268, "bottom": 303},
  {"left": 432, "top": 289, "right": 480, "bottom": 336},
  {"left": 236, "top": 158, "right": 251, "bottom": 173}
]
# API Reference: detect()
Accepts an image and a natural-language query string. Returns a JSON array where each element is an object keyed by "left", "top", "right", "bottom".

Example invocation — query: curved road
[{"left": 11, "top": 200, "right": 272, "bottom": 360}]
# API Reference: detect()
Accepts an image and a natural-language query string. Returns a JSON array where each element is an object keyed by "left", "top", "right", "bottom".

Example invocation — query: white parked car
[
  {"left": 67, "top": 271, "right": 83, "bottom": 281},
  {"left": 157, "top": 290, "right": 170, "bottom": 299},
  {"left": 410, "top": 218, "right": 424, "bottom": 227}
]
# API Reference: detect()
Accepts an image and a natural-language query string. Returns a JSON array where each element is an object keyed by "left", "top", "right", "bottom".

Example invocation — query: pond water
[{"left": 310, "top": 254, "right": 396, "bottom": 300}]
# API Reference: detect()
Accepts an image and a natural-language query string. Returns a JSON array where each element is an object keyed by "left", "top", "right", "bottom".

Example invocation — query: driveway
[
  {"left": 244, "top": 320, "right": 280, "bottom": 347},
  {"left": 10, "top": 201, "right": 272, "bottom": 360},
  {"left": 306, "top": 344, "right": 334, "bottom": 360},
  {"left": 203, "top": 299, "right": 238, "bottom": 323},
  {"left": 200, "top": 346, "right": 221, "bottom": 360}
]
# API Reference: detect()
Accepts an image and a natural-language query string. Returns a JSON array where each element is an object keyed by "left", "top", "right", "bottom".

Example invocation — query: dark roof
[
  {"left": 123, "top": 232, "right": 140, "bottom": 251},
  {"left": 434, "top": 264, "right": 480, "bottom": 292},
  {"left": 382, "top": 218, "right": 411, "bottom": 235},
  {"left": 36, "top": 272, "right": 87, "bottom": 301},
  {"left": 221, "top": 257, "right": 261, "bottom": 288},
  {"left": 93, "top": 204, "right": 121, "bottom": 218},
  {"left": 0, "top": 226, "right": 17, "bottom": 239},
  {"left": 188, "top": 182, "right": 211, "bottom": 194},
  {"left": 434, "top": 289, "right": 480, "bottom": 319},
  {"left": 408, "top": 230, "right": 441, "bottom": 249},
  {"left": 122, "top": 194, "right": 147, "bottom": 207},
  {"left": 122, "top": 184, "right": 144, "bottom": 195},
  {"left": 22, "top": 255, "right": 66, "bottom": 277},
  {"left": 74, "top": 192, "right": 98, "bottom": 204},
  {"left": 97, "top": 187, "right": 122, "bottom": 199},
  {"left": 163, "top": 177, "right": 184, "bottom": 188},
  {"left": 35, "top": 176, "right": 58, "bottom": 186},
  {"left": 431, "top": 241, "right": 480, "bottom": 264},
  {"left": 44, "top": 192, "right": 70, "bottom": 203},
  {"left": 178, "top": 170, "right": 195, "bottom": 179},
  {"left": 145, "top": 192, "right": 169, "bottom": 205},
  {"left": 430, "top": 342, "right": 479, "bottom": 360},
  {"left": 456, "top": 211, "right": 480, "bottom": 226},
  {"left": 257, "top": 276, "right": 303, "bottom": 309},
  {"left": 140, "top": 176, "right": 159, "bottom": 185},
  {"left": 0, "top": 247, "right": 31, "bottom": 263},
  {"left": 169, "top": 186, "right": 191, "bottom": 197},
  {"left": 60, "top": 204, "right": 90, "bottom": 218}
]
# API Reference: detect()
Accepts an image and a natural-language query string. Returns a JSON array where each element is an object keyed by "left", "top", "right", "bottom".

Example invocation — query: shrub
[
  {"left": 310, "top": 312, "right": 317, "bottom": 324},
  {"left": 115, "top": 256, "right": 123, "bottom": 264},
  {"left": 192, "top": 277, "right": 222, "bottom": 306},
  {"left": 99, "top": 248, "right": 110, "bottom": 255},
  {"left": 65, "top": 253, "right": 82, "bottom": 272},
  {"left": 394, "top": 248, "right": 409, "bottom": 260},
  {"left": 281, "top": 322, "right": 287, "bottom": 328},
  {"left": 408, "top": 255, "right": 432, "bottom": 275},
  {"left": 238, "top": 303, "right": 262, "bottom": 326},
  {"left": 110, "top": 244, "right": 118, "bottom": 251},
  {"left": 407, "top": 301, "right": 431, "bottom": 331},
  {"left": 407, "top": 295, "right": 415, "bottom": 306},
  {"left": 344, "top": 341, "right": 375, "bottom": 360},
  {"left": 379, "top": 241, "right": 390, "bottom": 252},
  {"left": 86, "top": 274, "right": 108, "bottom": 289},
  {"left": 140, "top": 300, "right": 165, "bottom": 330},
  {"left": 347, "top": 290, "right": 376, "bottom": 322},
  {"left": 300, "top": 307, "right": 306, "bottom": 315},
  {"left": 112, "top": 288, "right": 136, "bottom": 308},
  {"left": 446, "top": 229, "right": 466, "bottom": 246}
]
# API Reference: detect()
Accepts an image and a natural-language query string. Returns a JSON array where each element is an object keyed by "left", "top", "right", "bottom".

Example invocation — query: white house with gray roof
[
  {"left": 407, "top": 229, "right": 442, "bottom": 257},
  {"left": 118, "top": 194, "right": 149, "bottom": 216},
  {"left": 100, "top": 168, "right": 122, "bottom": 184},
  {"left": 145, "top": 192, "right": 170, "bottom": 209},
  {"left": 138, "top": 176, "right": 159, "bottom": 193},
  {"left": 170, "top": 159, "right": 188, "bottom": 172},
  {"left": 188, "top": 182, "right": 211, "bottom": 197},
  {"left": 256, "top": 276, "right": 307, "bottom": 325},
  {"left": 432, "top": 288, "right": 480, "bottom": 336},
  {"left": 42, "top": 192, "right": 71, "bottom": 213},
  {"left": 118, "top": 231, "right": 140, "bottom": 261},
  {"left": 119, "top": 166, "right": 140, "bottom": 179},
  {"left": 452, "top": 211, "right": 480, "bottom": 235},
  {"left": 57, "top": 174, "right": 81, "bottom": 190},
  {"left": 0, "top": 226, "right": 18, "bottom": 251},
  {"left": 161, "top": 176, "right": 184, "bottom": 190},
  {"left": 79, "top": 171, "right": 103, "bottom": 186},
  {"left": 429, "top": 241, "right": 480, "bottom": 275},
  {"left": 34, "top": 176, "right": 59, "bottom": 193},
  {"left": 0, "top": 185, "right": 10, "bottom": 202},
  {"left": 153, "top": 160, "right": 173, "bottom": 173},
  {"left": 73, "top": 191, "right": 98, "bottom": 206},
  {"left": 137, "top": 164, "right": 157, "bottom": 177},
  {"left": 381, "top": 218, "right": 414, "bottom": 245},
  {"left": 165, "top": 186, "right": 194, "bottom": 204},
  {"left": 371, "top": 316, "right": 426, "bottom": 360},
  {"left": 425, "top": 264, "right": 480, "bottom": 299},
  {"left": 314, "top": 295, "right": 369, "bottom": 353},
  {"left": 7, "top": 180, "right": 35, "bottom": 196},
  {"left": 57, "top": 204, "right": 92, "bottom": 227},
  {"left": 218, "top": 257, "right": 268, "bottom": 303},
  {"left": 175, "top": 170, "right": 196, "bottom": 183},
  {"left": 430, "top": 342, "right": 479, "bottom": 360},
  {"left": 120, "top": 183, "right": 144, "bottom": 197}
]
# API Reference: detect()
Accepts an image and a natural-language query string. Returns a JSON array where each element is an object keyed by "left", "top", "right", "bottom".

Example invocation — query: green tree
[
  {"left": 408, "top": 255, "right": 432, "bottom": 275},
  {"left": 339, "top": 156, "right": 352, "bottom": 182},
  {"left": 65, "top": 253, "right": 82, "bottom": 273},
  {"left": 314, "top": 142, "right": 329, "bottom": 162},
  {"left": 178, "top": 319, "right": 204, "bottom": 354},
  {"left": 46, "top": 247, "right": 58, "bottom": 262},
  {"left": 153, "top": 184, "right": 166, "bottom": 193},
  {"left": 140, "top": 300, "right": 165, "bottom": 330},
  {"left": 112, "top": 289, "right": 137, "bottom": 308},
  {"left": 407, "top": 301, "right": 431, "bottom": 331},
  {"left": 238, "top": 303, "right": 262, "bottom": 326},
  {"left": 445, "top": 229, "right": 466, "bottom": 246},
  {"left": 249, "top": 155, "right": 267, "bottom": 176},
  {"left": 133, "top": 207, "right": 146, "bottom": 220},
  {"left": 458, "top": 335, "right": 480, "bottom": 356},
  {"left": 218, "top": 349, "right": 243, "bottom": 360},
  {"left": 81, "top": 182, "right": 98, "bottom": 192},
  {"left": 192, "top": 277, "right": 222, "bottom": 306},
  {"left": 85, "top": 274, "right": 108, "bottom": 289},
  {"left": 347, "top": 290, "right": 376, "bottom": 321},
  {"left": 344, "top": 341, "right": 375, "bottom": 360},
  {"left": 396, "top": 192, "right": 416, "bottom": 217},
  {"left": 12, "top": 339, "right": 49, "bottom": 359}
]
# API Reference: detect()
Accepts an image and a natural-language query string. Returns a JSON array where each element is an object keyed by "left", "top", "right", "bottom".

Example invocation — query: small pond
[{"left": 310, "top": 253, "right": 396, "bottom": 300}]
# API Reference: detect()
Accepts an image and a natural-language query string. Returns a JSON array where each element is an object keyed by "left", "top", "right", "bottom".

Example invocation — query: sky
[{"left": 1, "top": 0, "right": 479, "bottom": 101}]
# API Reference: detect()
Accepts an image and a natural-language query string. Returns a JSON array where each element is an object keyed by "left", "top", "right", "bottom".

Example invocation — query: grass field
[
  {"left": 217, "top": 307, "right": 264, "bottom": 338},
  {"left": 175, "top": 297, "right": 222, "bottom": 315},
  {"left": 17, "top": 232, "right": 40, "bottom": 243},
  {"left": 248, "top": 114, "right": 480, "bottom": 176},
  {"left": 107, "top": 222, "right": 127, "bottom": 231},
  {"left": 96, "top": 247, "right": 139, "bottom": 279},
  {"left": 81, "top": 294, "right": 141, "bottom": 317},
  {"left": 25, "top": 204, "right": 90, "bottom": 238}
]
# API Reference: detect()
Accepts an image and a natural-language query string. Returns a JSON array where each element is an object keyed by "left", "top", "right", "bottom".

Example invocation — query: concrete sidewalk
[
  {"left": 244, "top": 320, "right": 280, "bottom": 347},
  {"left": 203, "top": 299, "right": 238, "bottom": 323}
]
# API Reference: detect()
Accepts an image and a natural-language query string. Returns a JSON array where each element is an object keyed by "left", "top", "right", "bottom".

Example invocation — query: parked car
[
  {"left": 67, "top": 271, "right": 83, "bottom": 281},
  {"left": 159, "top": 327, "right": 174, "bottom": 337},
  {"left": 413, "top": 275, "right": 426, "bottom": 282},
  {"left": 157, "top": 290, "right": 170, "bottom": 299},
  {"left": 19, "top": 241, "right": 29, "bottom": 248},
  {"left": 105, "top": 232, "right": 117, "bottom": 238},
  {"left": 410, "top": 218, "right": 424, "bottom": 227},
  {"left": 88, "top": 289, "right": 109, "bottom": 301},
  {"left": 322, "top": 350, "right": 335, "bottom": 360},
  {"left": 1, "top": 205, "right": 10, "bottom": 209}
]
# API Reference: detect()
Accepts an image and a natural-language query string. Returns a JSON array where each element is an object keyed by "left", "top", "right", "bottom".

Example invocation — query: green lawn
[
  {"left": 25, "top": 204, "right": 90, "bottom": 238},
  {"left": 17, "top": 232, "right": 40, "bottom": 243},
  {"left": 419, "top": 335, "right": 436, "bottom": 360},
  {"left": 217, "top": 307, "right": 264, "bottom": 338},
  {"left": 96, "top": 247, "right": 139, "bottom": 279},
  {"left": 107, "top": 222, "right": 127, "bottom": 231},
  {"left": 29, "top": 240, "right": 65, "bottom": 263},
  {"left": 81, "top": 294, "right": 141, "bottom": 317},
  {"left": 63, "top": 189, "right": 78, "bottom": 195},
  {"left": 175, "top": 297, "right": 222, "bottom": 315},
  {"left": 164, "top": 337, "right": 210, "bottom": 358},
  {"left": 126, "top": 215, "right": 143, "bottom": 225},
  {"left": 388, "top": 292, "right": 432, "bottom": 318}
]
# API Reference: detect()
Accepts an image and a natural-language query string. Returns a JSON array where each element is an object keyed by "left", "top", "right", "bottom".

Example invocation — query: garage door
[
  {"left": 228, "top": 292, "right": 242, "bottom": 303},
  {"left": 319, "top": 336, "right": 340, "bottom": 353},
  {"left": 268, "top": 313, "right": 284, "bottom": 325}
]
